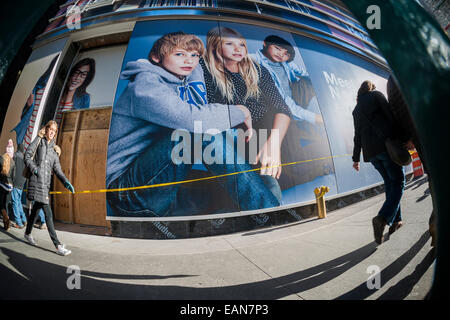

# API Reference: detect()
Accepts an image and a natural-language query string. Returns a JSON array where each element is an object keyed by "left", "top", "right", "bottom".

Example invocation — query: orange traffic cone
[{"left": 411, "top": 150, "right": 424, "bottom": 178}]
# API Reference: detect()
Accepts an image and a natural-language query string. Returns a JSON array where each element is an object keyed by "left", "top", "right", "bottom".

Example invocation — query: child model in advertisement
[
  {"left": 12, "top": 56, "right": 59, "bottom": 150},
  {"left": 106, "top": 31, "right": 280, "bottom": 217},
  {"left": 202, "top": 27, "right": 293, "bottom": 202},
  {"left": 251, "top": 35, "right": 322, "bottom": 125}
]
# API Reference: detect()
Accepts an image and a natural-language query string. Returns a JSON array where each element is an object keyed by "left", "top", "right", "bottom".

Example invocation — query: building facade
[{"left": 0, "top": 0, "right": 413, "bottom": 238}]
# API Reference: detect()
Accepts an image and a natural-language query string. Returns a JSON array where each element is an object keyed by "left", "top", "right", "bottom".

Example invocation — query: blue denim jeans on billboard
[
  {"left": 369, "top": 152, "right": 405, "bottom": 225},
  {"left": 11, "top": 188, "right": 27, "bottom": 226},
  {"left": 107, "top": 131, "right": 281, "bottom": 217},
  {"left": 260, "top": 174, "right": 282, "bottom": 202}
]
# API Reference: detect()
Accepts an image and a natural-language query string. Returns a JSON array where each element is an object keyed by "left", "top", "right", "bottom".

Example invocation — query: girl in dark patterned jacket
[{"left": 202, "top": 26, "right": 292, "bottom": 202}]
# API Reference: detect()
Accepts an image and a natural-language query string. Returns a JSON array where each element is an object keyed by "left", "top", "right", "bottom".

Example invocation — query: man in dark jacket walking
[
  {"left": 23, "top": 120, "right": 75, "bottom": 256},
  {"left": 10, "top": 144, "right": 28, "bottom": 228},
  {"left": 352, "top": 80, "right": 406, "bottom": 245},
  {"left": 386, "top": 75, "right": 436, "bottom": 246}
]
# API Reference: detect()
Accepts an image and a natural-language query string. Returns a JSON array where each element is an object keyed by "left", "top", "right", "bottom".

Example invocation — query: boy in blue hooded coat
[
  {"left": 106, "top": 32, "right": 280, "bottom": 217},
  {"left": 251, "top": 35, "right": 322, "bottom": 125}
]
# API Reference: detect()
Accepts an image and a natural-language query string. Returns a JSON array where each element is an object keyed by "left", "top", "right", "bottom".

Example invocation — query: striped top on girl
[{"left": 23, "top": 88, "right": 44, "bottom": 150}]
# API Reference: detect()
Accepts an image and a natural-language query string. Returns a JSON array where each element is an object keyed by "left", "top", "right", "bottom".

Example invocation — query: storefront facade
[{"left": 0, "top": 0, "right": 412, "bottom": 238}]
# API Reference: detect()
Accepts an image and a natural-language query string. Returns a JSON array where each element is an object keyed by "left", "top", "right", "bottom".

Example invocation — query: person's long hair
[
  {"left": 204, "top": 27, "right": 260, "bottom": 103},
  {"left": 65, "top": 58, "right": 96, "bottom": 98},
  {"left": 44, "top": 120, "right": 59, "bottom": 142},
  {"left": 357, "top": 80, "right": 376, "bottom": 102},
  {"left": 1, "top": 153, "right": 11, "bottom": 176}
]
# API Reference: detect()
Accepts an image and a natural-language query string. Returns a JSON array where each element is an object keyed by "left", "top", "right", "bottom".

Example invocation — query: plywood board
[
  {"left": 52, "top": 107, "right": 112, "bottom": 227},
  {"left": 73, "top": 129, "right": 109, "bottom": 226},
  {"left": 53, "top": 131, "right": 74, "bottom": 223}
]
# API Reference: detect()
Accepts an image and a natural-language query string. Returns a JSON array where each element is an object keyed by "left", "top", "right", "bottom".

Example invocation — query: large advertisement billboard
[
  {"left": 292, "top": 34, "right": 393, "bottom": 193},
  {"left": 0, "top": 15, "right": 403, "bottom": 224},
  {"left": 54, "top": 45, "right": 127, "bottom": 125},
  {"left": 106, "top": 19, "right": 353, "bottom": 219},
  {"left": 0, "top": 38, "right": 67, "bottom": 151},
  {"left": 0, "top": 38, "right": 126, "bottom": 158}
]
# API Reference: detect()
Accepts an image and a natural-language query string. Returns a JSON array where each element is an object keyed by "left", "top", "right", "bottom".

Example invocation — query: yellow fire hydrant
[{"left": 314, "top": 186, "right": 330, "bottom": 219}]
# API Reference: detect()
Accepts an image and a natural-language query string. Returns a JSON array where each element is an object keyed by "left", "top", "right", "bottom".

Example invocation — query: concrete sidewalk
[{"left": 0, "top": 175, "right": 435, "bottom": 300}]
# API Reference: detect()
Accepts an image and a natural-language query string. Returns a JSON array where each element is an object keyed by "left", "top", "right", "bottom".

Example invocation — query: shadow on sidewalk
[
  {"left": 416, "top": 188, "right": 431, "bottom": 203},
  {"left": 335, "top": 231, "right": 432, "bottom": 300},
  {"left": 405, "top": 176, "right": 428, "bottom": 191},
  {"left": 377, "top": 247, "right": 435, "bottom": 300},
  {"left": 53, "top": 222, "right": 111, "bottom": 236},
  {"left": 0, "top": 236, "right": 383, "bottom": 299},
  {"left": 241, "top": 217, "right": 319, "bottom": 236},
  {"left": 0, "top": 228, "right": 62, "bottom": 255}
]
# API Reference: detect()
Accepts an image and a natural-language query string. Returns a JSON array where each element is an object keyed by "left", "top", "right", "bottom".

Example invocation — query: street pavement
[{"left": 0, "top": 175, "right": 435, "bottom": 300}]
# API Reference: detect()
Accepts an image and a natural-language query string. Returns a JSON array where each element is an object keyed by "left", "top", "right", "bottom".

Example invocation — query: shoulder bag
[
  {"left": 360, "top": 111, "right": 412, "bottom": 166},
  {"left": 22, "top": 137, "right": 42, "bottom": 179}
]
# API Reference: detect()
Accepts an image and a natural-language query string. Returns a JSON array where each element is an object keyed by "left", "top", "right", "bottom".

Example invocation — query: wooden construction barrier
[{"left": 53, "top": 107, "right": 112, "bottom": 227}]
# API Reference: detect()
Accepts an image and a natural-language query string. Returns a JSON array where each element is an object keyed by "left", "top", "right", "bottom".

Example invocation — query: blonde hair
[
  {"left": 44, "top": 120, "right": 58, "bottom": 141},
  {"left": 149, "top": 31, "right": 205, "bottom": 64},
  {"left": 204, "top": 27, "right": 260, "bottom": 103},
  {"left": 1, "top": 153, "right": 11, "bottom": 176},
  {"left": 54, "top": 145, "right": 61, "bottom": 157}
]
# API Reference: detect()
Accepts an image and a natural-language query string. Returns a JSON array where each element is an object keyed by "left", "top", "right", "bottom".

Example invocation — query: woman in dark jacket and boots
[
  {"left": 0, "top": 153, "right": 15, "bottom": 230},
  {"left": 352, "top": 80, "right": 405, "bottom": 245},
  {"left": 386, "top": 75, "right": 436, "bottom": 247},
  {"left": 24, "top": 120, "right": 75, "bottom": 256}
]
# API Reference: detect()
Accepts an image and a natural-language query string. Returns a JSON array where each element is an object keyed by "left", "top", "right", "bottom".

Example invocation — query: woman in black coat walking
[
  {"left": 24, "top": 120, "right": 75, "bottom": 256},
  {"left": 352, "top": 80, "right": 405, "bottom": 245}
]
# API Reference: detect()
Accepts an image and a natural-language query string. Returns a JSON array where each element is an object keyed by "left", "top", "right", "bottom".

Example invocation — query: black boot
[
  {"left": 1, "top": 209, "right": 10, "bottom": 231},
  {"left": 372, "top": 215, "right": 386, "bottom": 245}
]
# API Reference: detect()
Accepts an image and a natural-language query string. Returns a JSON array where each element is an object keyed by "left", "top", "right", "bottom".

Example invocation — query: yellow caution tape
[{"left": 45, "top": 153, "right": 352, "bottom": 195}]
